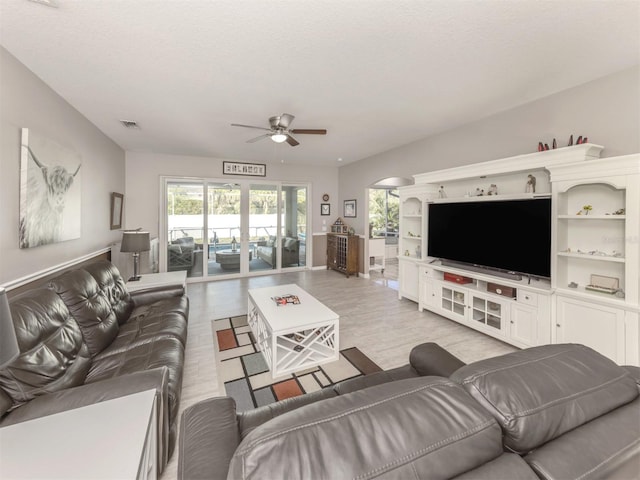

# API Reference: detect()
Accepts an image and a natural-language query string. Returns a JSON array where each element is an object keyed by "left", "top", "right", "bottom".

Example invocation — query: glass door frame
[{"left": 160, "top": 176, "right": 311, "bottom": 281}]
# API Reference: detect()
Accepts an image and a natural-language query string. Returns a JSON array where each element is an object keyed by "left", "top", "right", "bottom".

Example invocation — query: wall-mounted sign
[{"left": 223, "top": 161, "right": 266, "bottom": 177}]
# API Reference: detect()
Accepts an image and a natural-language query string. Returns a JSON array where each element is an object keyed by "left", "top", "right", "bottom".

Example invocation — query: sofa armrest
[
  {"left": 130, "top": 286, "right": 185, "bottom": 307},
  {"left": 409, "top": 342, "right": 466, "bottom": 377},
  {"left": 0, "top": 367, "right": 171, "bottom": 472},
  {"left": 178, "top": 397, "right": 239, "bottom": 480}
]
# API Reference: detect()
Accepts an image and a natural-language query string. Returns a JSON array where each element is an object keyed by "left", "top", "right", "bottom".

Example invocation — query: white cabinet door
[
  {"left": 399, "top": 260, "right": 419, "bottom": 301},
  {"left": 555, "top": 295, "right": 625, "bottom": 364},
  {"left": 510, "top": 303, "right": 538, "bottom": 346},
  {"left": 469, "top": 292, "right": 509, "bottom": 336},
  {"left": 437, "top": 284, "right": 468, "bottom": 322},
  {"left": 419, "top": 266, "right": 437, "bottom": 311}
]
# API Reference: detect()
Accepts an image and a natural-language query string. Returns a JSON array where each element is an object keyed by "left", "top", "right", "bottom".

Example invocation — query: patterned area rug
[{"left": 213, "top": 315, "right": 382, "bottom": 412}]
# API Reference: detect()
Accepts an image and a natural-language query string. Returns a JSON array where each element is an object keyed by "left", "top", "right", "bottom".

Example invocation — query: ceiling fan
[{"left": 231, "top": 113, "right": 327, "bottom": 147}]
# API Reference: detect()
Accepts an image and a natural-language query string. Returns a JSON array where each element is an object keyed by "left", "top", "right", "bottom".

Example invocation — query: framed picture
[
  {"left": 344, "top": 199, "right": 357, "bottom": 217},
  {"left": 223, "top": 161, "right": 266, "bottom": 177},
  {"left": 321, "top": 203, "right": 330, "bottom": 216},
  {"left": 19, "top": 128, "right": 82, "bottom": 248},
  {"left": 110, "top": 192, "right": 124, "bottom": 230}
]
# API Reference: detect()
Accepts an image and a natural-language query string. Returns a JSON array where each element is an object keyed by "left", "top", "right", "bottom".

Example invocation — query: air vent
[{"left": 120, "top": 120, "right": 140, "bottom": 129}]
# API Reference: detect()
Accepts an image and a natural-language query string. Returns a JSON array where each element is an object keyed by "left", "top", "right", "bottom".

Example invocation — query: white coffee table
[{"left": 247, "top": 284, "right": 339, "bottom": 376}]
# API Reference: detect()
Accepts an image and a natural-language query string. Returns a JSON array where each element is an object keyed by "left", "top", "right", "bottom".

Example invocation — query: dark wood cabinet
[{"left": 326, "top": 234, "right": 358, "bottom": 278}]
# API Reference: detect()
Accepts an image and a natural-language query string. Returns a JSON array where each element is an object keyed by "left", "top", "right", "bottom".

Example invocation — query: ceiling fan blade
[
  {"left": 247, "top": 134, "right": 270, "bottom": 143},
  {"left": 290, "top": 129, "right": 327, "bottom": 135},
  {"left": 285, "top": 134, "right": 300, "bottom": 147},
  {"left": 231, "top": 123, "right": 271, "bottom": 131},
  {"left": 279, "top": 113, "right": 295, "bottom": 129}
]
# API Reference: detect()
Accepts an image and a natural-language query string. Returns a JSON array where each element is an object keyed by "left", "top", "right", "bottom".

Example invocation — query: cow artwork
[{"left": 19, "top": 128, "right": 82, "bottom": 248}]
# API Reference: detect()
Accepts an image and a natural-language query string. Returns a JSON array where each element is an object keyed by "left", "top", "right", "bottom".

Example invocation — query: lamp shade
[
  {"left": 121, "top": 231, "right": 151, "bottom": 253},
  {"left": 0, "top": 287, "right": 20, "bottom": 369}
]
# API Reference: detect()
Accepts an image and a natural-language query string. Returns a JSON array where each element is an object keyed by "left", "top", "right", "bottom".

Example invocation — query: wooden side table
[{"left": 0, "top": 390, "right": 158, "bottom": 479}]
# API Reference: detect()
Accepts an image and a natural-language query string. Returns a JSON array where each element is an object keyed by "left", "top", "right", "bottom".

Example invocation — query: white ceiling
[{"left": 1, "top": 1, "right": 639, "bottom": 167}]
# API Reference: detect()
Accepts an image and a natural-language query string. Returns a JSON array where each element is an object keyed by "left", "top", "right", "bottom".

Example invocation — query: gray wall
[
  {"left": 0, "top": 47, "right": 126, "bottom": 285},
  {"left": 124, "top": 152, "right": 339, "bottom": 249},
  {"left": 339, "top": 66, "right": 640, "bottom": 234}
]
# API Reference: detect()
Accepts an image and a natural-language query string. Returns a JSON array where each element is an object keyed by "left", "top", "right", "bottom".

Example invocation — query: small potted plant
[{"left": 583, "top": 204, "right": 593, "bottom": 215}]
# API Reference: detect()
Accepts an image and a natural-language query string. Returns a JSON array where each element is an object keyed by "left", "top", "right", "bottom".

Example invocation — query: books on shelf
[{"left": 272, "top": 294, "right": 301, "bottom": 306}]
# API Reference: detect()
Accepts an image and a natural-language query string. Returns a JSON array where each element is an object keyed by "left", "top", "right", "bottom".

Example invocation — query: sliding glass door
[
  {"left": 249, "top": 185, "right": 278, "bottom": 272},
  {"left": 281, "top": 185, "right": 307, "bottom": 270},
  {"left": 207, "top": 183, "right": 243, "bottom": 277},
  {"left": 167, "top": 181, "right": 205, "bottom": 278},
  {"left": 163, "top": 178, "right": 308, "bottom": 279}
]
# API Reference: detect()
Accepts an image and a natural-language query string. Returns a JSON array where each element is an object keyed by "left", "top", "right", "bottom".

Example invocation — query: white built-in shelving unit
[{"left": 399, "top": 145, "right": 640, "bottom": 366}]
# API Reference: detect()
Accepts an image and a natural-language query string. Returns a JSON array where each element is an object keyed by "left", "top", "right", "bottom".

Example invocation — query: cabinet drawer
[{"left": 517, "top": 290, "right": 538, "bottom": 306}]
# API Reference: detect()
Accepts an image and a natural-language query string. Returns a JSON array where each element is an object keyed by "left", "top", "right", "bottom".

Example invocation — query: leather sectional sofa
[
  {"left": 179, "top": 343, "right": 640, "bottom": 479},
  {"left": 0, "top": 260, "right": 188, "bottom": 473}
]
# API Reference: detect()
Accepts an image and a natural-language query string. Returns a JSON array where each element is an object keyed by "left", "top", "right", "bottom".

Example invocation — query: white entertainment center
[{"left": 398, "top": 144, "right": 640, "bottom": 366}]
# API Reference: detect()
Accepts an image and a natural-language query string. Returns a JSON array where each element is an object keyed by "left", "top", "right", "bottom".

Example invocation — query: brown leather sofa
[
  {"left": 0, "top": 260, "right": 188, "bottom": 473},
  {"left": 179, "top": 343, "right": 640, "bottom": 479}
]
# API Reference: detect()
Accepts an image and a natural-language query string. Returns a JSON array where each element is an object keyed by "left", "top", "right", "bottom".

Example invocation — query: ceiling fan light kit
[
  {"left": 271, "top": 133, "right": 288, "bottom": 143},
  {"left": 231, "top": 113, "right": 326, "bottom": 147}
]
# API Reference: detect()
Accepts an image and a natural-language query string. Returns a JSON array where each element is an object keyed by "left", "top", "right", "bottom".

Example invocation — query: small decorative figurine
[
  {"left": 487, "top": 184, "right": 498, "bottom": 195},
  {"left": 576, "top": 135, "right": 583, "bottom": 145},
  {"left": 525, "top": 174, "right": 536, "bottom": 193},
  {"left": 474, "top": 188, "right": 483, "bottom": 196},
  {"left": 438, "top": 185, "right": 447, "bottom": 198},
  {"left": 568, "top": 282, "right": 578, "bottom": 288},
  {"left": 404, "top": 250, "right": 410, "bottom": 256},
  {"left": 537, "top": 142, "right": 544, "bottom": 152},
  {"left": 568, "top": 134, "right": 574, "bottom": 146},
  {"left": 552, "top": 138, "right": 557, "bottom": 149}
]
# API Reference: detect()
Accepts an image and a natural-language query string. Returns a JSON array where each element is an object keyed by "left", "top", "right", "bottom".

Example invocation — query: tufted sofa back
[
  {"left": 0, "top": 288, "right": 91, "bottom": 410},
  {"left": 49, "top": 260, "right": 133, "bottom": 357},
  {"left": 83, "top": 260, "right": 134, "bottom": 325}
]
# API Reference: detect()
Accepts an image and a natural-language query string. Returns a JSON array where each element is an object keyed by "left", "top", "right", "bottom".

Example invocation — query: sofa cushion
[
  {"left": 452, "top": 453, "right": 540, "bottom": 480},
  {"left": 524, "top": 397, "right": 640, "bottom": 480},
  {"left": 82, "top": 260, "right": 134, "bottom": 325},
  {"left": 87, "top": 336, "right": 184, "bottom": 421},
  {"left": 450, "top": 344, "right": 639, "bottom": 454},
  {"left": 109, "top": 297, "right": 189, "bottom": 350},
  {"left": 228, "top": 377, "right": 503, "bottom": 479},
  {"left": 0, "top": 289, "right": 90, "bottom": 407},
  {"left": 49, "top": 268, "right": 121, "bottom": 357},
  {"left": 283, "top": 237, "right": 297, "bottom": 250}
]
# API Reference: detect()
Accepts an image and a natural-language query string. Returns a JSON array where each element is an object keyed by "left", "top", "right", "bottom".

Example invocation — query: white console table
[
  {"left": 0, "top": 390, "right": 157, "bottom": 479},
  {"left": 126, "top": 270, "right": 187, "bottom": 293}
]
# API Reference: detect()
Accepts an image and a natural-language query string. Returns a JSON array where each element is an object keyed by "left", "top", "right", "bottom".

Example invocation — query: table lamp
[
  {"left": 0, "top": 287, "right": 20, "bottom": 369},
  {"left": 121, "top": 230, "right": 151, "bottom": 281}
]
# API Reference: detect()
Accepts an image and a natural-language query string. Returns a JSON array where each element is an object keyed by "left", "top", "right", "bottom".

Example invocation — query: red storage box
[{"left": 443, "top": 272, "right": 473, "bottom": 284}]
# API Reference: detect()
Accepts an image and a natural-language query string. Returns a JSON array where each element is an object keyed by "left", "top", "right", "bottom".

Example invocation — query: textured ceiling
[{"left": 1, "top": 0, "right": 639, "bottom": 166}]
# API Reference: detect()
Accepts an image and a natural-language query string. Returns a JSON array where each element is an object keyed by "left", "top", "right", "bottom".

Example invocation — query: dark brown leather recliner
[{"left": 0, "top": 260, "right": 188, "bottom": 473}]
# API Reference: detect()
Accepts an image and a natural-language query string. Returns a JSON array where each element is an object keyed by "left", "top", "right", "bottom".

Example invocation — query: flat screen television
[{"left": 427, "top": 198, "right": 552, "bottom": 279}]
